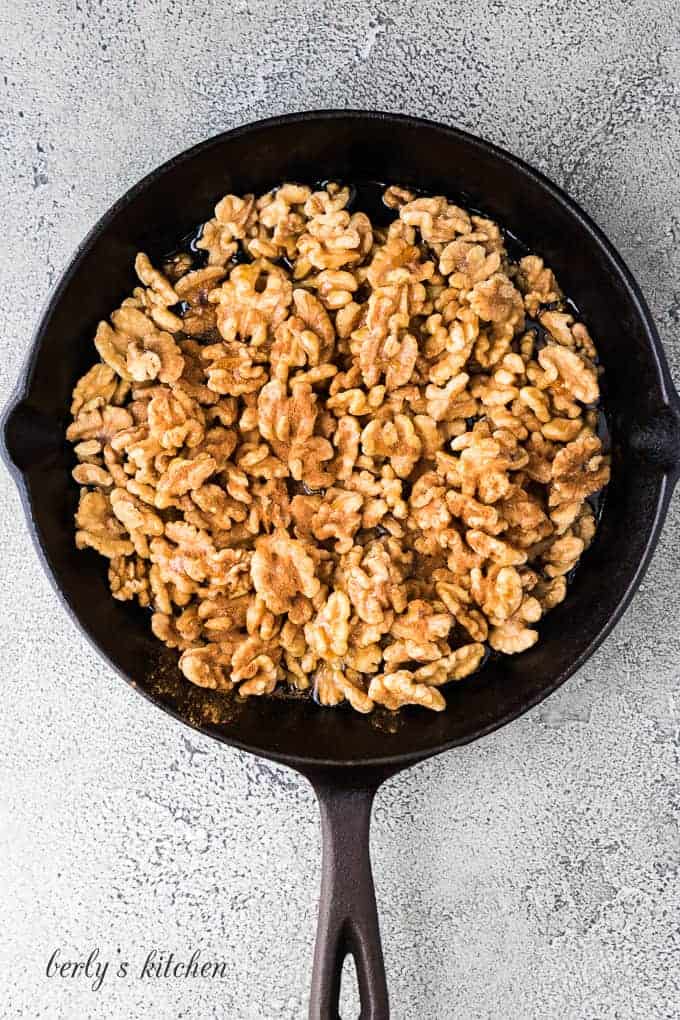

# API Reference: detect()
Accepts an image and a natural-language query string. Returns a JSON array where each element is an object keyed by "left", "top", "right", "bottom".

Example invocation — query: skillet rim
[{"left": 1, "top": 108, "right": 677, "bottom": 770}]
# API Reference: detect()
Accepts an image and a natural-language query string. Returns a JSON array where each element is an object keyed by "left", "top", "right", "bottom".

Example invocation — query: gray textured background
[{"left": 1, "top": 1, "right": 679, "bottom": 1017}]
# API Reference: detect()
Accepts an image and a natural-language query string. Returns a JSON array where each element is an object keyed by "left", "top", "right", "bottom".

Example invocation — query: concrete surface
[{"left": 1, "top": 1, "right": 679, "bottom": 1017}]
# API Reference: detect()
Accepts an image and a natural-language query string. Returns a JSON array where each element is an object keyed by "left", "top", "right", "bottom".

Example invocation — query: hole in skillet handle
[{"left": 1, "top": 398, "right": 65, "bottom": 476}]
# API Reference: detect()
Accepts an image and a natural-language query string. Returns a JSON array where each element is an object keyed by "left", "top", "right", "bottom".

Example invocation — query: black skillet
[{"left": 3, "top": 111, "right": 680, "bottom": 1019}]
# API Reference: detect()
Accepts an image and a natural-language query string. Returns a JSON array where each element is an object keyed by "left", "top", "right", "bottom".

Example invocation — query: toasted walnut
[
  {"left": 469, "top": 274, "right": 524, "bottom": 330},
  {"left": 516, "top": 256, "right": 562, "bottom": 316},
  {"left": 296, "top": 196, "right": 372, "bottom": 275},
  {"left": 342, "top": 539, "right": 407, "bottom": 625},
  {"left": 147, "top": 387, "right": 205, "bottom": 450},
  {"left": 231, "top": 637, "right": 280, "bottom": 697},
  {"left": 196, "top": 193, "right": 257, "bottom": 265},
  {"left": 210, "top": 260, "right": 292, "bottom": 347},
  {"left": 179, "top": 643, "right": 235, "bottom": 691},
  {"left": 154, "top": 453, "right": 217, "bottom": 509},
  {"left": 310, "top": 488, "right": 363, "bottom": 553},
  {"left": 110, "top": 487, "right": 163, "bottom": 540},
  {"left": 71, "top": 363, "right": 118, "bottom": 416},
  {"left": 72, "top": 463, "right": 113, "bottom": 488},
  {"left": 68, "top": 181, "right": 610, "bottom": 714},
  {"left": 425, "top": 373, "right": 472, "bottom": 422},
  {"left": 470, "top": 565, "right": 523, "bottom": 624},
  {"left": 67, "top": 404, "right": 133, "bottom": 446},
  {"left": 534, "top": 575, "right": 568, "bottom": 611},
  {"left": 126, "top": 330, "right": 184, "bottom": 385},
  {"left": 361, "top": 414, "right": 422, "bottom": 478},
  {"left": 305, "top": 591, "right": 351, "bottom": 660},
  {"left": 489, "top": 615, "right": 539, "bottom": 654},
  {"left": 439, "top": 239, "right": 501, "bottom": 286},
  {"left": 135, "top": 253, "right": 179, "bottom": 306},
  {"left": 314, "top": 663, "right": 374, "bottom": 713},
  {"left": 251, "top": 531, "right": 320, "bottom": 615},
  {"left": 109, "top": 555, "right": 149, "bottom": 605},
  {"left": 549, "top": 432, "right": 610, "bottom": 505},
  {"left": 201, "top": 341, "right": 267, "bottom": 396},
  {"left": 75, "top": 490, "right": 134, "bottom": 559},
  {"left": 413, "top": 644, "right": 486, "bottom": 685},
  {"left": 538, "top": 344, "right": 599, "bottom": 404},
  {"left": 436, "top": 580, "right": 489, "bottom": 642},
  {"left": 368, "top": 671, "right": 446, "bottom": 712},
  {"left": 400, "top": 196, "right": 471, "bottom": 244}
]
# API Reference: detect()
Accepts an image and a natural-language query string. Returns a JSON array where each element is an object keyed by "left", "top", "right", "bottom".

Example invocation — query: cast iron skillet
[{"left": 3, "top": 111, "right": 680, "bottom": 1019}]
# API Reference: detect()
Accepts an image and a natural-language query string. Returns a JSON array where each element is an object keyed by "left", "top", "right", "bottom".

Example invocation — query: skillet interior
[{"left": 3, "top": 111, "right": 674, "bottom": 767}]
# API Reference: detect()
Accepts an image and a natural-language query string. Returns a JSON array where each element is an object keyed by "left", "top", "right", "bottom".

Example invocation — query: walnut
[
  {"left": 446, "top": 490, "right": 503, "bottom": 535},
  {"left": 368, "top": 671, "right": 446, "bottom": 712},
  {"left": 210, "top": 260, "right": 292, "bottom": 346},
  {"left": 231, "top": 637, "right": 280, "bottom": 697},
  {"left": 541, "top": 532, "right": 586, "bottom": 578},
  {"left": 71, "top": 363, "right": 118, "bottom": 416},
  {"left": 256, "top": 379, "right": 334, "bottom": 487},
  {"left": 469, "top": 273, "right": 524, "bottom": 329},
  {"left": 466, "top": 529, "right": 527, "bottom": 567},
  {"left": 516, "top": 256, "right": 562, "bottom": 316},
  {"left": 152, "top": 611, "right": 201, "bottom": 651},
  {"left": 251, "top": 530, "right": 320, "bottom": 615},
  {"left": 305, "top": 591, "right": 351, "bottom": 660},
  {"left": 470, "top": 565, "right": 524, "bottom": 624},
  {"left": 296, "top": 195, "right": 372, "bottom": 275},
  {"left": 538, "top": 344, "right": 599, "bottom": 404},
  {"left": 72, "top": 463, "right": 114, "bottom": 488},
  {"left": 413, "top": 644, "right": 486, "bottom": 685},
  {"left": 549, "top": 432, "right": 610, "bottom": 506},
  {"left": 534, "top": 575, "right": 567, "bottom": 611},
  {"left": 126, "top": 330, "right": 184, "bottom": 385},
  {"left": 171, "top": 266, "right": 226, "bottom": 335},
  {"left": 425, "top": 373, "right": 473, "bottom": 422},
  {"left": 66, "top": 404, "right": 133, "bottom": 446},
  {"left": 389, "top": 598, "right": 453, "bottom": 650},
  {"left": 314, "top": 663, "right": 374, "bottom": 713},
  {"left": 357, "top": 322, "right": 418, "bottom": 392},
  {"left": 154, "top": 453, "right": 217, "bottom": 509},
  {"left": 400, "top": 196, "right": 471, "bottom": 244},
  {"left": 135, "top": 253, "right": 179, "bottom": 307},
  {"left": 439, "top": 239, "right": 501, "bottom": 286},
  {"left": 197, "top": 193, "right": 257, "bottom": 265},
  {"left": 488, "top": 615, "right": 539, "bottom": 654},
  {"left": 179, "top": 643, "right": 235, "bottom": 691},
  {"left": 435, "top": 580, "right": 489, "bottom": 642},
  {"left": 110, "top": 487, "right": 164, "bottom": 542},
  {"left": 75, "top": 490, "right": 134, "bottom": 559},
  {"left": 310, "top": 488, "right": 363, "bottom": 553},
  {"left": 68, "top": 182, "right": 609, "bottom": 714},
  {"left": 250, "top": 184, "right": 312, "bottom": 259},
  {"left": 147, "top": 387, "right": 205, "bottom": 450},
  {"left": 408, "top": 471, "right": 451, "bottom": 534},
  {"left": 361, "top": 414, "right": 422, "bottom": 478},
  {"left": 292, "top": 289, "right": 335, "bottom": 360},
  {"left": 342, "top": 539, "right": 407, "bottom": 625},
  {"left": 109, "top": 555, "right": 149, "bottom": 605},
  {"left": 202, "top": 341, "right": 267, "bottom": 396},
  {"left": 383, "top": 185, "right": 416, "bottom": 209}
]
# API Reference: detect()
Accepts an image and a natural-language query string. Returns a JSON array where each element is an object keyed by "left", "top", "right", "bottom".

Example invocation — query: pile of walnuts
[{"left": 67, "top": 182, "right": 610, "bottom": 713}]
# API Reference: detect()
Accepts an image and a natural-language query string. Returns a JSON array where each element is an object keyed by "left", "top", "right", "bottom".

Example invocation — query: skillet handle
[{"left": 308, "top": 775, "right": 389, "bottom": 1020}]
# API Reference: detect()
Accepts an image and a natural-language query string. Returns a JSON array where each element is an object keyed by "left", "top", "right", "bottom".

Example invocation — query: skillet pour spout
[{"left": 2, "top": 111, "right": 680, "bottom": 1020}]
